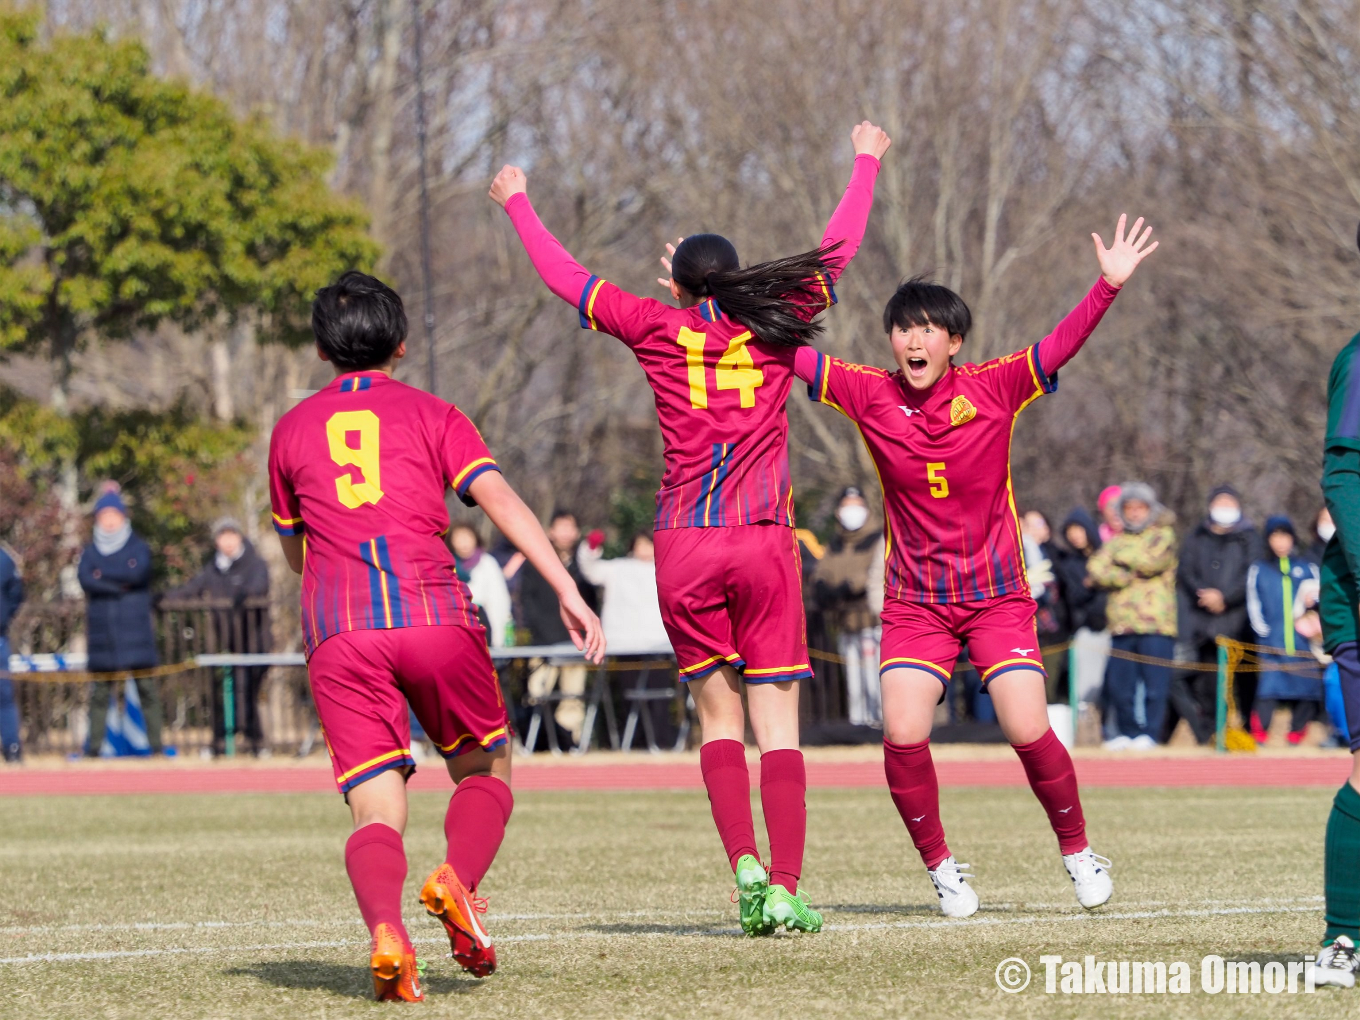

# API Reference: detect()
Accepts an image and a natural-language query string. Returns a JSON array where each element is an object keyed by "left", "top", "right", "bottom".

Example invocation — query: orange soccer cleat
[
  {"left": 370, "top": 922, "right": 425, "bottom": 1002},
  {"left": 420, "top": 863, "right": 496, "bottom": 977}
]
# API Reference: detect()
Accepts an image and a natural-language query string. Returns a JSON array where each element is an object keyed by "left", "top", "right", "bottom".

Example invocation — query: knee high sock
[
  {"left": 345, "top": 823, "right": 411, "bottom": 948},
  {"left": 1013, "top": 729, "right": 1088, "bottom": 855},
  {"left": 699, "top": 739, "right": 758, "bottom": 871},
  {"left": 759, "top": 749, "right": 807, "bottom": 894},
  {"left": 883, "top": 739, "right": 950, "bottom": 869},
  {"left": 1324, "top": 781, "right": 1360, "bottom": 943},
  {"left": 444, "top": 775, "right": 514, "bottom": 891}
]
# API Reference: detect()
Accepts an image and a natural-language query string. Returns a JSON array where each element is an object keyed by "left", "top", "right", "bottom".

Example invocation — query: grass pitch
[{"left": 0, "top": 780, "right": 1352, "bottom": 1019}]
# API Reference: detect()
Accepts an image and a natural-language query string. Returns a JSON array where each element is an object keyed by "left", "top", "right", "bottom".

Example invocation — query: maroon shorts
[
  {"left": 308, "top": 625, "right": 509, "bottom": 794},
  {"left": 879, "top": 591, "right": 1046, "bottom": 689},
  {"left": 653, "top": 523, "right": 811, "bottom": 684}
]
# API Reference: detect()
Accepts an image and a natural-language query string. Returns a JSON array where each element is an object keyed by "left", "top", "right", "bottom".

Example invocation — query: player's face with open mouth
[{"left": 890, "top": 321, "right": 963, "bottom": 391}]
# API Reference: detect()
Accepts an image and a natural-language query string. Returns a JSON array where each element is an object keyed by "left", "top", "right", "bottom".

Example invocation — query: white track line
[
  {"left": 0, "top": 902, "right": 1325, "bottom": 965},
  {"left": 0, "top": 896, "right": 1325, "bottom": 937}
]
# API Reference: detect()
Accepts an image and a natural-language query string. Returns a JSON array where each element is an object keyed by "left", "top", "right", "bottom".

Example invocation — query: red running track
[{"left": 0, "top": 755, "right": 1351, "bottom": 797}]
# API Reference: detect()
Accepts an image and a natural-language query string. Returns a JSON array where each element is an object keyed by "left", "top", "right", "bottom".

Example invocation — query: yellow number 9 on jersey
[{"left": 326, "top": 410, "right": 384, "bottom": 508}]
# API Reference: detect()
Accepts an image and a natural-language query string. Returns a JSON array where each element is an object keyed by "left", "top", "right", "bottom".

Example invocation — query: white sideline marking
[
  {"left": 0, "top": 902, "right": 1324, "bottom": 965},
  {"left": 0, "top": 896, "right": 1325, "bottom": 937}
]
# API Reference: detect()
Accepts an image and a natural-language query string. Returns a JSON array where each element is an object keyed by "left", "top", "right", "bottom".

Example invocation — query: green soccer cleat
[
  {"left": 734, "top": 854, "right": 772, "bottom": 936},
  {"left": 762, "top": 885, "right": 823, "bottom": 933}
]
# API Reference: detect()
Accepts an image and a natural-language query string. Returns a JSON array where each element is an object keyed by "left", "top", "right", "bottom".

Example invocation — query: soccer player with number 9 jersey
[
  {"left": 490, "top": 122, "right": 891, "bottom": 934},
  {"left": 796, "top": 214, "right": 1158, "bottom": 917},
  {"left": 269, "top": 272, "right": 604, "bottom": 998}
]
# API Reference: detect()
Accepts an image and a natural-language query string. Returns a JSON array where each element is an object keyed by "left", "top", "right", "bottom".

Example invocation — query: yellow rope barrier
[{"left": 10, "top": 661, "right": 203, "bottom": 685}]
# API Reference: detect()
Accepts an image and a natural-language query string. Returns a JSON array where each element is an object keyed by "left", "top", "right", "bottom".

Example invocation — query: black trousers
[
  {"left": 211, "top": 665, "right": 266, "bottom": 751},
  {"left": 1162, "top": 638, "right": 1219, "bottom": 744}
]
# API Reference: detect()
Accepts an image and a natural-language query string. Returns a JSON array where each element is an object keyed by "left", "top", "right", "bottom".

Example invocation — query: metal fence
[
  {"left": 6, "top": 600, "right": 908, "bottom": 757},
  {"left": 8, "top": 598, "right": 314, "bottom": 758}
]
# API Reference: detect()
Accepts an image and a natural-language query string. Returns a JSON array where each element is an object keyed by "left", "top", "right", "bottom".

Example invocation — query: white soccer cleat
[
  {"left": 1062, "top": 847, "right": 1113, "bottom": 909},
  {"left": 927, "top": 856, "right": 979, "bottom": 918},
  {"left": 1309, "top": 934, "right": 1359, "bottom": 988}
]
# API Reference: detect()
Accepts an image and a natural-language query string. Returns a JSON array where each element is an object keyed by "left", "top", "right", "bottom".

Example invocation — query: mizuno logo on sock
[
  {"left": 912, "top": 815, "right": 926, "bottom": 822},
  {"left": 1058, "top": 806, "right": 1073, "bottom": 814}
]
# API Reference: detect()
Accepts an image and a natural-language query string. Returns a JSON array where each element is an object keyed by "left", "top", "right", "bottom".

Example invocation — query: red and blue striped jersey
[
  {"left": 575, "top": 284, "right": 824, "bottom": 529},
  {"left": 502, "top": 153, "right": 882, "bottom": 532},
  {"left": 268, "top": 371, "right": 498, "bottom": 656},
  {"left": 806, "top": 348, "right": 1051, "bottom": 604},
  {"left": 801, "top": 278, "right": 1119, "bottom": 604}
]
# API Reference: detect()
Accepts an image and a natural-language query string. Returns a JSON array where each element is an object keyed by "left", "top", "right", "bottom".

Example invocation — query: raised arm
[
  {"left": 1037, "top": 213, "right": 1158, "bottom": 377},
  {"left": 493, "top": 174, "right": 592, "bottom": 307},
  {"left": 820, "top": 122, "right": 890, "bottom": 283}
]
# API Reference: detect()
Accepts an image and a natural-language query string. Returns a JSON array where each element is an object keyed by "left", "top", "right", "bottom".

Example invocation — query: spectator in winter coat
[
  {"left": 164, "top": 518, "right": 272, "bottom": 755},
  {"left": 1171, "top": 484, "right": 1263, "bottom": 742},
  {"left": 813, "top": 486, "right": 884, "bottom": 726},
  {"left": 577, "top": 531, "right": 669, "bottom": 651},
  {"left": 1086, "top": 482, "right": 1178, "bottom": 748},
  {"left": 519, "top": 510, "right": 599, "bottom": 744},
  {"left": 451, "top": 524, "right": 513, "bottom": 647},
  {"left": 1247, "top": 516, "right": 1323, "bottom": 745},
  {"left": 78, "top": 486, "right": 162, "bottom": 755},
  {"left": 1053, "top": 508, "right": 1111, "bottom": 713},
  {"left": 0, "top": 543, "right": 25, "bottom": 762}
]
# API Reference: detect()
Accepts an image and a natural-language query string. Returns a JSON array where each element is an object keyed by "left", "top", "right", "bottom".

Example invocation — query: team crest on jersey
[{"left": 949, "top": 395, "right": 977, "bottom": 426}]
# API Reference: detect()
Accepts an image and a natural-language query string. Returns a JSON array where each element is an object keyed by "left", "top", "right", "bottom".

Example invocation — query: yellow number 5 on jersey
[
  {"left": 326, "top": 410, "right": 384, "bottom": 508},
  {"left": 927, "top": 462, "right": 949, "bottom": 498}
]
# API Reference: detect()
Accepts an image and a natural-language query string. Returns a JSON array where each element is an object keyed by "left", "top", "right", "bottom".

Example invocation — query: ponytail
[{"left": 671, "top": 235, "right": 844, "bottom": 348}]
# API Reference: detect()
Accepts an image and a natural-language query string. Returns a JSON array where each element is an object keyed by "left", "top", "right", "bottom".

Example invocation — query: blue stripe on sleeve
[{"left": 577, "top": 275, "right": 601, "bottom": 328}]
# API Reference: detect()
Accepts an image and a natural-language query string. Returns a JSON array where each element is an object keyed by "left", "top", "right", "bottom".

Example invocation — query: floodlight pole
[{"left": 411, "top": 0, "right": 437, "bottom": 396}]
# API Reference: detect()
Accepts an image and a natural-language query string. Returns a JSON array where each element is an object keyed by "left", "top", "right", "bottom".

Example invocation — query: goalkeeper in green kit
[{"left": 1308, "top": 225, "right": 1360, "bottom": 987}]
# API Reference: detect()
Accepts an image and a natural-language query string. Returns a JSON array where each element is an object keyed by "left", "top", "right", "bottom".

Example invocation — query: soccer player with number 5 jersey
[
  {"left": 795, "top": 214, "right": 1158, "bottom": 917},
  {"left": 490, "top": 122, "right": 891, "bottom": 934},
  {"left": 269, "top": 272, "right": 604, "bottom": 999}
]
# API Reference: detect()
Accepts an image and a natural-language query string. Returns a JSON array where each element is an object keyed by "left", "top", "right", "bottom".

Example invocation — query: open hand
[
  {"left": 851, "top": 121, "right": 891, "bottom": 160},
  {"left": 656, "top": 237, "right": 685, "bottom": 290},
  {"left": 1093, "top": 213, "right": 1157, "bottom": 288},
  {"left": 559, "top": 588, "right": 606, "bottom": 664},
  {"left": 489, "top": 165, "right": 528, "bottom": 208}
]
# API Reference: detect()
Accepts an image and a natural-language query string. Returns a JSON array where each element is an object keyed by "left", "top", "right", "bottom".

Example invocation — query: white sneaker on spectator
[
  {"left": 1309, "top": 935, "right": 1359, "bottom": 988},
  {"left": 1130, "top": 734, "right": 1157, "bottom": 750},
  {"left": 1102, "top": 735, "right": 1132, "bottom": 751},
  {"left": 927, "top": 856, "right": 979, "bottom": 918},
  {"left": 1063, "top": 847, "right": 1113, "bottom": 909}
]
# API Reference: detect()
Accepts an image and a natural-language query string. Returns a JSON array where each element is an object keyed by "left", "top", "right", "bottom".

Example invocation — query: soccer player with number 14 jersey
[
  {"left": 491, "top": 122, "right": 891, "bottom": 934},
  {"left": 270, "top": 273, "right": 604, "bottom": 1000},
  {"left": 796, "top": 214, "right": 1158, "bottom": 916}
]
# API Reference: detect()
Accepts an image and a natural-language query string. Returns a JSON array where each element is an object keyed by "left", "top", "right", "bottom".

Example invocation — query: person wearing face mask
[
  {"left": 78, "top": 484, "right": 162, "bottom": 756},
  {"left": 812, "top": 486, "right": 884, "bottom": 727},
  {"left": 1086, "top": 483, "right": 1179, "bottom": 750},
  {"left": 1309, "top": 507, "right": 1337, "bottom": 565},
  {"left": 1171, "top": 485, "right": 1263, "bottom": 743}
]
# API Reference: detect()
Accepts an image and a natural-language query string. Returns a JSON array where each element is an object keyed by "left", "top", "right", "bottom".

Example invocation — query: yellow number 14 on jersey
[{"left": 677, "top": 327, "right": 765, "bottom": 410}]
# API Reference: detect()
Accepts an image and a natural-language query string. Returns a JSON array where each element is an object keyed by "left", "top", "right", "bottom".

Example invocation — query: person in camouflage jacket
[{"left": 1085, "top": 482, "right": 1178, "bottom": 747}]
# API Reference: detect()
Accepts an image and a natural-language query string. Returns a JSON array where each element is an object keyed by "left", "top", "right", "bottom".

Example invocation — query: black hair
[
  {"left": 549, "top": 509, "right": 577, "bottom": 526},
  {"left": 311, "top": 271, "right": 408, "bottom": 370},
  {"left": 670, "top": 234, "right": 843, "bottom": 347},
  {"left": 882, "top": 275, "right": 972, "bottom": 340}
]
